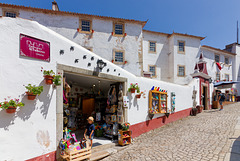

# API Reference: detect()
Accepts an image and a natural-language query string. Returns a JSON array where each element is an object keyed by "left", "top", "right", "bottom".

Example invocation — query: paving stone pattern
[{"left": 102, "top": 103, "right": 240, "bottom": 161}]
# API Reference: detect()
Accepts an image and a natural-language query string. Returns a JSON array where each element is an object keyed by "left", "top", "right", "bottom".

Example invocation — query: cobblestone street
[{"left": 103, "top": 103, "right": 240, "bottom": 161}]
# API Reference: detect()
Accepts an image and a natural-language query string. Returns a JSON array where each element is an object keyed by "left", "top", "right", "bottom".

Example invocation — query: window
[
  {"left": 178, "top": 41, "right": 185, "bottom": 53},
  {"left": 113, "top": 23, "right": 124, "bottom": 36},
  {"left": 149, "top": 65, "right": 156, "bottom": 77},
  {"left": 79, "top": 20, "right": 92, "bottom": 33},
  {"left": 113, "top": 50, "right": 124, "bottom": 63},
  {"left": 4, "top": 11, "right": 17, "bottom": 18},
  {"left": 225, "top": 57, "right": 229, "bottom": 65},
  {"left": 149, "top": 41, "right": 156, "bottom": 53},
  {"left": 216, "top": 72, "right": 220, "bottom": 81},
  {"left": 225, "top": 74, "right": 230, "bottom": 81},
  {"left": 215, "top": 54, "right": 220, "bottom": 63},
  {"left": 177, "top": 65, "right": 185, "bottom": 77}
]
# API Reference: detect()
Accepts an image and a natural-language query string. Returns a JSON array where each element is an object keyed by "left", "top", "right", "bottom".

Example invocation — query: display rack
[
  {"left": 118, "top": 130, "right": 132, "bottom": 146},
  {"left": 149, "top": 90, "right": 168, "bottom": 114}
]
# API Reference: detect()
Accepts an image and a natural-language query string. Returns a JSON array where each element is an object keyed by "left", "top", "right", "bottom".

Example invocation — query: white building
[
  {"left": 0, "top": 2, "right": 240, "bottom": 160},
  {"left": 0, "top": 2, "right": 146, "bottom": 77},
  {"left": 0, "top": 17, "right": 199, "bottom": 161},
  {"left": 143, "top": 30, "right": 204, "bottom": 85}
]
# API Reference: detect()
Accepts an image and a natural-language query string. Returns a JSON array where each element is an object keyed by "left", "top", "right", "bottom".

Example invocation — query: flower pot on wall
[
  {"left": 196, "top": 105, "right": 203, "bottom": 113},
  {"left": 130, "top": 88, "right": 136, "bottom": 93},
  {"left": 44, "top": 75, "right": 54, "bottom": 85},
  {"left": 136, "top": 94, "right": 141, "bottom": 99},
  {"left": 6, "top": 106, "right": 16, "bottom": 113},
  {"left": 191, "top": 108, "right": 198, "bottom": 116},
  {"left": 26, "top": 92, "right": 37, "bottom": 100}
]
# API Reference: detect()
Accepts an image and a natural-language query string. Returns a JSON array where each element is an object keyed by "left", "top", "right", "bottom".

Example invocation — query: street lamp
[{"left": 97, "top": 59, "right": 107, "bottom": 71}]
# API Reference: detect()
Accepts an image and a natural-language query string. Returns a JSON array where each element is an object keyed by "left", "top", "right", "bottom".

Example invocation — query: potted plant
[
  {"left": 136, "top": 91, "right": 146, "bottom": 99},
  {"left": 136, "top": 93, "right": 141, "bottom": 99},
  {"left": 121, "top": 122, "right": 130, "bottom": 131},
  {"left": 53, "top": 75, "right": 62, "bottom": 86},
  {"left": 0, "top": 98, "right": 24, "bottom": 113},
  {"left": 43, "top": 70, "right": 55, "bottom": 85},
  {"left": 128, "top": 83, "right": 140, "bottom": 94},
  {"left": 25, "top": 84, "right": 43, "bottom": 100},
  {"left": 191, "top": 107, "right": 198, "bottom": 116}
]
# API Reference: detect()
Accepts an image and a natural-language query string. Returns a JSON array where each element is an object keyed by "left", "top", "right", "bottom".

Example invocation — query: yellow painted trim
[
  {"left": 177, "top": 65, "right": 186, "bottom": 77},
  {"left": 148, "top": 41, "right": 157, "bottom": 53},
  {"left": 178, "top": 40, "right": 185, "bottom": 54}
]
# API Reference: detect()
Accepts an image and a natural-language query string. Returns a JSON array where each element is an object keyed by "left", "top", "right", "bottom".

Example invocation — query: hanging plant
[
  {"left": 43, "top": 69, "right": 55, "bottom": 85},
  {"left": 136, "top": 91, "right": 146, "bottom": 99},
  {"left": 41, "top": 68, "right": 62, "bottom": 86},
  {"left": 53, "top": 75, "right": 62, "bottom": 86},
  {"left": 0, "top": 98, "right": 24, "bottom": 113},
  {"left": 128, "top": 83, "right": 140, "bottom": 93},
  {"left": 25, "top": 84, "right": 43, "bottom": 100}
]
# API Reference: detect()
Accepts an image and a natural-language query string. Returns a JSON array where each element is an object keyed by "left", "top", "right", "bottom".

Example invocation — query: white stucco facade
[
  {"left": 0, "top": 17, "right": 200, "bottom": 160},
  {"left": 0, "top": 7, "right": 144, "bottom": 77},
  {"left": 201, "top": 47, "right": 234, "bottom": 82}
]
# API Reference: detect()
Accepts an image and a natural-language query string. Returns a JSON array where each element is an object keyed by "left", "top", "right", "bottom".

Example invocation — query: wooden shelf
[
  {"left": 149, "top": 90, "right": 168, "bottom": 114},
  {"left": 122, "top": 136, "right": 131, "bottom": 139},
  {"left": 118, "top": 130, "right": 131, "bottom": 146}
]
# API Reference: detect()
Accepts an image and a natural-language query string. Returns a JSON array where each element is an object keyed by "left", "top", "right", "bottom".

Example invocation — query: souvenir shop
[{"left": 61, "top": 72, "right": 126, "bottom": 146}]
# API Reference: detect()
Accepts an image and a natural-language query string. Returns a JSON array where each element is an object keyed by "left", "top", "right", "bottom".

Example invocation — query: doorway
[
  {"left": 57, "top": 64, "right": 128, "bottom": 148},
  {"left": 202, "top": 86, "right": 208, "bottom": 110}
]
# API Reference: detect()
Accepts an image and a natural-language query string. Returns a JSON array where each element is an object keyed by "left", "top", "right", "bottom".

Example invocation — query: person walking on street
[{"left": 218, "top": 91, "right": 225, "bottom": 111}]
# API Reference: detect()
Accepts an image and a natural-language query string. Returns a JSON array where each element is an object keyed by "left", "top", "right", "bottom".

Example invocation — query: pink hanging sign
[{"left": 20, "top": 34, "right": 50, "bottom": 61}]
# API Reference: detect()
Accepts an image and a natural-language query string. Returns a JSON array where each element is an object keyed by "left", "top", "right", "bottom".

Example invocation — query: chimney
[{"left": 52, "top": 0, "right": 59, "bottom": 11}]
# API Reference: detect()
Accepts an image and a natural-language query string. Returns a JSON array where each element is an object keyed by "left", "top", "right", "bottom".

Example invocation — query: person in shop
[
  {"left": 218, "top": 91, "right": 225, "bottom": 111},
  {"left": 84, "top": 116, "right": 95, "bottom": 147}
]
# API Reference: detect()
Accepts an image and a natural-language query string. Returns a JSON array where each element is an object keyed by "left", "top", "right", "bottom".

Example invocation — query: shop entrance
[
  {"left": 62, "top": 71, "right": 126, "bottom": 147},
  {"left": 202, "top": 86, "right": 208, "bottom": 110}
]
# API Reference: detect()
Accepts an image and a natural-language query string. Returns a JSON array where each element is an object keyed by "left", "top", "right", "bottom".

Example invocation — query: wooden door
[{"left": 82, "top": 98, "right": 95, "bottom": 115}]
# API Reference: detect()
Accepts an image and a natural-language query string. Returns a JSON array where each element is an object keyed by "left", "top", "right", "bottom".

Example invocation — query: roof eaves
[
  {"left": 168, "top": 32, "right": 205, "bottom": 40},
  {"left": 0, "top": 3, "right": 147, "bottom": 26},
  {"left": 142, "top": 29, "right": 170, "bottom": 36},
  {"left": 201, "top": 45, "right": 236, "bottom": 56}
]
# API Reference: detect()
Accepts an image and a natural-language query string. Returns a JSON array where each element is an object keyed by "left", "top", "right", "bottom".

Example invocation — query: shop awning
[{"left": 214, "top": 81, "right": 240, "bottom": 88}]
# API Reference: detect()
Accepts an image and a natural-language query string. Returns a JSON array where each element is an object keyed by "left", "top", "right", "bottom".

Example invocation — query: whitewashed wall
[
  {"left": 142, "top": 32, "right": 169, "bottom": 80},
  {"left": 1, "top": 9, "right": 143, "bottom": 77},
  {"left": 0, "top": 17, "right": 198, "bottom": 160},
  {"left": 173, "top": 36, "right": 201, "bottom": 85},
  {"left": 232, "top": 44, "right": 240, "bottom": 95},
  {"left": 201, "top": 48, "right": 234, "bottom": 82}
]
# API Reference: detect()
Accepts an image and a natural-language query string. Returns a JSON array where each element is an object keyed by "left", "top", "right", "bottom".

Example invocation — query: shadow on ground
[{"left": 229, "top": 136, "right": 240, "bottom": 160}]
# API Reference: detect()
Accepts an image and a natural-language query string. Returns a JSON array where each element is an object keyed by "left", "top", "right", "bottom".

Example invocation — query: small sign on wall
[{"left": 20, "top": 34, "right": 50, "bottom": 61}]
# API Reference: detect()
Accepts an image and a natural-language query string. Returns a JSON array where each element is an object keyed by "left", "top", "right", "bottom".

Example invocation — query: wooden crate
[
  {"left": 62, "top": 143, "right": 91, "bottom": 161},
  {"left": 118, "top": 130, "right": 131, "bottom": 146}
]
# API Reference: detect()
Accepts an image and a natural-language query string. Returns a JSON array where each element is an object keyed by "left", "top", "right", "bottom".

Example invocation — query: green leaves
[
  {"left": 53, "top": 75, "right": 61, "bottom": 86},
  {"left": 43, "top": 70, "right": 55, "bottom": 76},
  {"left": 25, "top": 84, "right": 43, "bottom": 96},
  {"left": 0, "top": 98, "right": 24, "bottom": 109},
  {"left": 128, "top": 83, "right": 140, "bottom": 93}
]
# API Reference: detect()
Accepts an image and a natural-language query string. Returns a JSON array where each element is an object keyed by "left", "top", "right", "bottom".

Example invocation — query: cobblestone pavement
[{"left": 102, "top": 103, "right": 240, "bottom": 161}]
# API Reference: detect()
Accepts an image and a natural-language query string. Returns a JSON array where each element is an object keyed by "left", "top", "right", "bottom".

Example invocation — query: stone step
[
  {"left": 90, "top": 150, "right": 110, "bottom": 161},
  {"left": 92, "top": 143, "right": 116, "bottom": 153}
]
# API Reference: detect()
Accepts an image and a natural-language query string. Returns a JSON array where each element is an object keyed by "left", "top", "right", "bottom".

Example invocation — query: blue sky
[{"left": 1, "top": 0, "right": 240, "bottom": 49}]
